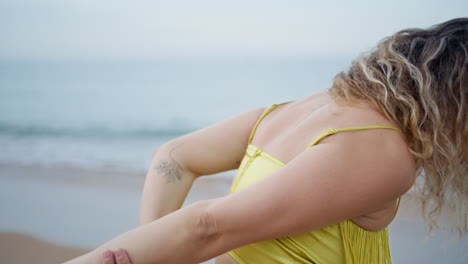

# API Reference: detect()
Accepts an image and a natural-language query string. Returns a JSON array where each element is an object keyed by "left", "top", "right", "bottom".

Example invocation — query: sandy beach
[
  {"left": 0, "top": 163, "right": 466, "bottom": 264},
  {"left": 0, "top": 232, "right": 88, "bottom": 264}
]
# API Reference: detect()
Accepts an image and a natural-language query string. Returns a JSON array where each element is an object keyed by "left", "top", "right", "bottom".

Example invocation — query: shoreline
[{"left": 0, "top": 162, "right": 146, "bottom": 190}]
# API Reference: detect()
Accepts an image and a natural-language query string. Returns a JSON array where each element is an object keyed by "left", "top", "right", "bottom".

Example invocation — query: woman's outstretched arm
[
  {"left": 140, "top": 107, "right": 266, "bottom": 224},
  {"left": 65, "top": 128, "right": 414, "bottom": 264},
  {"left": 65, "top": 200, "right": 220, "bottom": 264}
]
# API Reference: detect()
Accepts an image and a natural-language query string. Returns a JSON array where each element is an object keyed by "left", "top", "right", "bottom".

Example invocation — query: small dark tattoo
[
  {"left": 155, "top": 160, "right": 182, "bottom": 183},
  {"left": 154, "top": 144, "right": 183, "bottom": 184}
]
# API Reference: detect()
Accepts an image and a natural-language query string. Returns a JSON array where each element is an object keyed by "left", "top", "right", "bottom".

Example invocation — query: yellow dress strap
[
  {"left": 307, "top": 126, "right": 403, "bottom": 148},
  {"left": 248, "top": 101, "right": 293, "bottom": 144},
  {"left": 392, "top": 196, "right": 402, "bottom": 220}
]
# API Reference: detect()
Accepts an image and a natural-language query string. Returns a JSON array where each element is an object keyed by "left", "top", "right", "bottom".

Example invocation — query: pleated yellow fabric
[
  {"left": 227, "top": 103, "right": 400, "bottom": 264},
  {"left": 339, "top": 221, "right": 391, "bottom": 264}
]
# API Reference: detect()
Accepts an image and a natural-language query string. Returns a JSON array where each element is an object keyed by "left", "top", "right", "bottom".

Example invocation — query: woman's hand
[{"left": 101, "top": 249, "right": 132, "bottom": 264}]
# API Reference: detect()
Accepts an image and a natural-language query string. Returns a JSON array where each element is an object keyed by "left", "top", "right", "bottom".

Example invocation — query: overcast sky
[{"left": 0, "top": 0, "right": 466, "bottom": 60}]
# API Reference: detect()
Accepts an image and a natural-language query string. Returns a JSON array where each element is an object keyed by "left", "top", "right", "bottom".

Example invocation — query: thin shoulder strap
[
  {"left": 307, "top": 125, "right": 403, "bottom": 148},
  {"left": 248, "top": 101, "right": 292, "bottom": 144},
  {"left": 392, "top": 197, "right": 402, "bottom": 220}
]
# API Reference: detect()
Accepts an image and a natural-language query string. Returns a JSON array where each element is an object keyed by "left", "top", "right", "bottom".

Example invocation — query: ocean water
[{"left": 0, "top": 57, "right": 351, "bottom": 172}]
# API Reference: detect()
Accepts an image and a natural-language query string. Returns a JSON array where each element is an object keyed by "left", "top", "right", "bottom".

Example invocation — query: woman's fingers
[
  {"left": 101, "top": 250, "right": 116, "bottom": 264},
  {"left": 101, "top": 249, "right": 132, "bottom": 264},
  {"left": 114, "top": 249, "right": 132, "bottom": 264}
]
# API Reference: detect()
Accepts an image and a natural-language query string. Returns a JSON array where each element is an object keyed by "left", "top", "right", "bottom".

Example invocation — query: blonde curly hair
[{"left": 330, "top": 18, "right": 468, "bottom": 235}]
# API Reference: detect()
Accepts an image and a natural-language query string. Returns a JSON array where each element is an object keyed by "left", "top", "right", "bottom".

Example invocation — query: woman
[{"left": 65, "top": 18, "right": 467, "bottom": 264}]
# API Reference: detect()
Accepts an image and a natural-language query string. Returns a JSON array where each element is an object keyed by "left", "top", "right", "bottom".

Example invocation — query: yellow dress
[{"left": 227, "top": 103, "right": 402, "bottom": 264}]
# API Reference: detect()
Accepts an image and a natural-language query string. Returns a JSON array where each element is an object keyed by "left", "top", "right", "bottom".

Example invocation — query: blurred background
[{"left": 0, "top": 0, "right": 466, "bottom": 263}]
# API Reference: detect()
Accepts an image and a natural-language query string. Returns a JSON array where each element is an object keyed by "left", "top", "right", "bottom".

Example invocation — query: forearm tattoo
[{"left": 154, "top": 144, "right": 183, "bottom": 184}]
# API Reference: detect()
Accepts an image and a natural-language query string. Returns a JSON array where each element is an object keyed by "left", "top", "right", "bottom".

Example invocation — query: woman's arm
[
  {"left": 66, "top": 129, "right": 414, "bottom": 264},
  {"left": 139, "top": 107, "right": 266, "bottom": 224},
  {"left": 139, "top": 143, "right": 196, "bottom": 224},
  {"left": 65, "top": 200, "right": 217, "bottom": 264}
]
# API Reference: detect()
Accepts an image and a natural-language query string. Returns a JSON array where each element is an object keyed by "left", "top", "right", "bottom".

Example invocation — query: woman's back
[
  {"left": 216, "top": 92, "right": 415, "bottom": 264},
  {"left": 243, "top": 93, "right": 412, "bottom": 228}
]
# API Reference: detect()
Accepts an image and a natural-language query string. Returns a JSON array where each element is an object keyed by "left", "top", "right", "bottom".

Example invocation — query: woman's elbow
[
  {"left": 189, "top": 200, "right": 220, "bottom": 240},
  {"left": 184, "top": 200, "right": 227, "bottom": 261}
]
